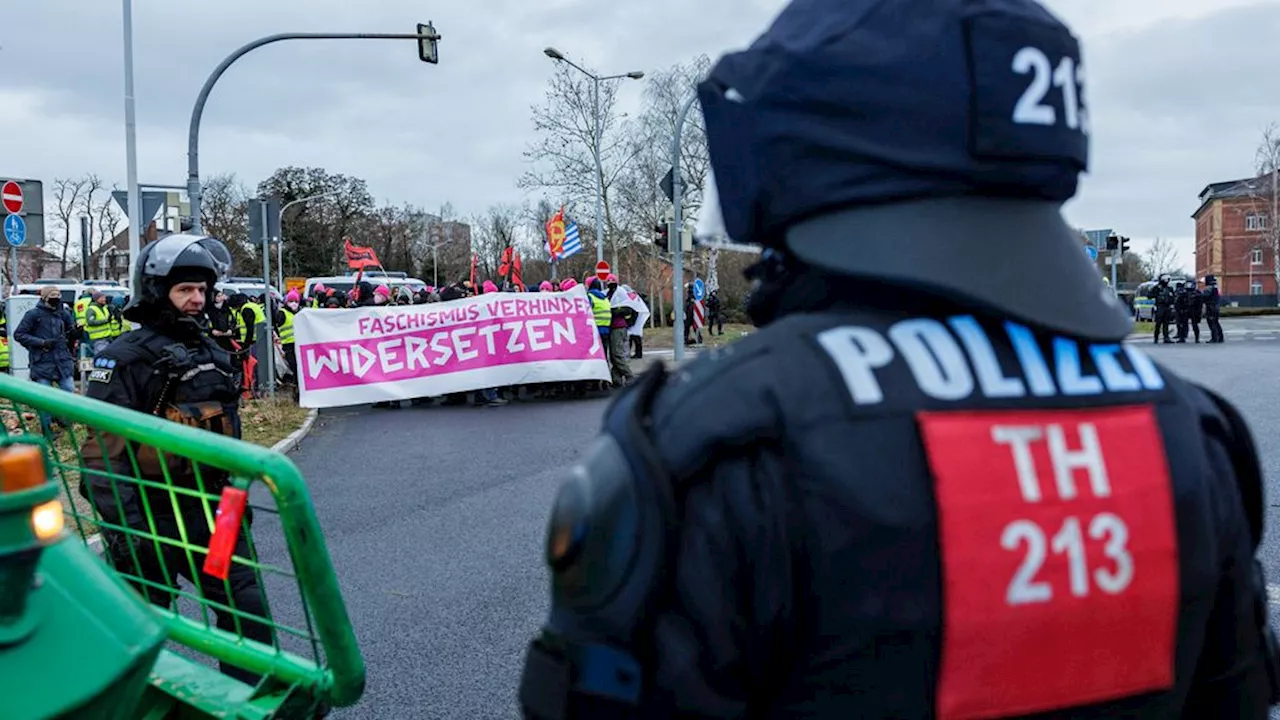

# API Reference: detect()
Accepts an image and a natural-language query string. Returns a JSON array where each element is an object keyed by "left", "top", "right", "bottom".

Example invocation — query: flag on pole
[{"left": 545, "top": 206, "right": 583, "bottom": 261}]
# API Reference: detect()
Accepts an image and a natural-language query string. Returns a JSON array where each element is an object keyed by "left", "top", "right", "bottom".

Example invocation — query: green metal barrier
[{"left": 0, "top": 373, "right": 364, "bottom": 716}]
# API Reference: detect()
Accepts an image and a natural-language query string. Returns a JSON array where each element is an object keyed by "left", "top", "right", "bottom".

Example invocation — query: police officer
[
  {"left": 1173, "top": 278, "right": 1191, "bottom": 342},
  {"left": 78, "top": 234, "right": 272, "bottom": 685},
  {"left": 1151, "top": 274, "right": 1175, "bottom": 343},
  {"left": 1182, "top": 278, "right": 1203, "bottom": 343},
  {"left": 518, "top": 0, "right": 1280, "bottom": 717},
  {"left": 1204, "top": 274, "right": 1224, "bottom": 343}
]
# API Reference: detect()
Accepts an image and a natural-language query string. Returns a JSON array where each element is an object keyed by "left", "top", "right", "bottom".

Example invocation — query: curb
[
  {"left": 81, "top": 408, "right": 319, "bottom": 557},
  {"left": 270, "top": 407, "right": 319, "bottom": 455}
]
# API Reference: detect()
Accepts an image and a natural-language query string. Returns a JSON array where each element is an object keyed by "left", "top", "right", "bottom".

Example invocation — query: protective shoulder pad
[
  {"left": 544, "top": 365, "right": 677, "bottom": 642},
  {"left": 1194, "top": 383, "right": 1265, "bottom": 548},
  {"left": 646, "top": 329, "right": 784, "bottom": 480}
]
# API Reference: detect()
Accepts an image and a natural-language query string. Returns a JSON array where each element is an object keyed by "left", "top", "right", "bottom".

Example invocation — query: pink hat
[
  {"left": 375, "top": 285, "right": 391, "bottom": 298},
  {"left": 482, "top": 280, "right": 499, "bottom": 294},
  {"left": 559, "top": 278, "right": 578, "bottom": 291},
  {"left": 606, "top": 273, "right": 618, "bottom": 284},
  {"left": 539, "top": 280, "right": 553, "bottom": 291},
  {"left": 286, "top": 290, "right": 300, "bottom": 303}
]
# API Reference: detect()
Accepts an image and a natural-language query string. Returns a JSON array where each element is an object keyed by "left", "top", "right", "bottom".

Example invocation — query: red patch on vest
[{"left": 918, "top": 405, "right": 1179, "bottom": 719}]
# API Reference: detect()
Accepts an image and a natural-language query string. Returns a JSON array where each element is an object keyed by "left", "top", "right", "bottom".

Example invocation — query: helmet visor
[{"left": 140, "top": 234, "right": 233, "bottom": 282}]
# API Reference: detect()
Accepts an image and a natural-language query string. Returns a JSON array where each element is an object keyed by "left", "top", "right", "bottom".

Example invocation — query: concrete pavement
[{"left": 247, "top": 316, "right": 1280, "bottom": 718}]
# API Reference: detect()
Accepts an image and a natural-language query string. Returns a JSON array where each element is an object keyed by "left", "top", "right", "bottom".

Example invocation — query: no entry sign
[
  {"left": 595, "top": 261, "right": 610, "bottom": 281},
  {"left": 2, "top": 181, "right": 23, "bottom": 214}
]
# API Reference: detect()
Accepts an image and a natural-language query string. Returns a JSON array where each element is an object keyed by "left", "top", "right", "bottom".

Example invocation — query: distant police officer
[
  {"left": 1152, "top": 274, "right": 1175, "bottom": 343},
  {"left": 1204, "top": 274, "right": 1224, "bottom": 343},
  {"left": 1180, "top": 277, "right": 1203, "bottom": 343},
  {"left": 518, "top": 0, "right": 1280, "bottom": 717},
  {"left": 78, "top": 234, "right": 272, "bottom": 685}
]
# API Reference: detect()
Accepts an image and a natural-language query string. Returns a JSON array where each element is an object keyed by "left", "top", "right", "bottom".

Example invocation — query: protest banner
[{"left": 292, "top": 286, "right": 611, "bottom": 408}]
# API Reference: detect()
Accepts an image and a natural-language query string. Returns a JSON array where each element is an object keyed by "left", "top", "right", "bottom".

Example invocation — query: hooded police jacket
[{"left": 524, "top": 304, "right": 1274, "bottom": 719}]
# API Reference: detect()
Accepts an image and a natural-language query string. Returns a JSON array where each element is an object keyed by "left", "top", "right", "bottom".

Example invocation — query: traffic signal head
[
  {"left": 1105, "top": 235, "right": 1118, "bottom": 251},
  {"left": 1119, "top": 236, "right": 1130, "bottom": 254},
  {"left": 653, "top": 223, "right": 669, "bottom": 251}
]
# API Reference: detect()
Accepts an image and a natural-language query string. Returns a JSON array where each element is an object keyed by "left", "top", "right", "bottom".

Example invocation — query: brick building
[{"left": 1193, "top": 174, "right": 1279, "bottom": 306}]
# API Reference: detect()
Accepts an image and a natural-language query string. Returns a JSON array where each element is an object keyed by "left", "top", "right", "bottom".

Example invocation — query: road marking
[{"left": 1269, "top": 584, "right": 1280, "bottom": 605}]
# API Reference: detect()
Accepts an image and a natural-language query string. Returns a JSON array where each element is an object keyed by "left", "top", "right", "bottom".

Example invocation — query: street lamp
[
  {"left": 277, "top": 191, "right": 341, "bottom": 289},
  {"left": 543, "top": 47, "right": 644, "bottom": 264}
]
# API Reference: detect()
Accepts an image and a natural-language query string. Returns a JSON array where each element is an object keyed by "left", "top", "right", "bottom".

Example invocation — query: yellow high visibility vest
[
  {"left": 74, "top": 297, "right": 91, "bottom": 327},
  {"left": 86, "top": 305, "right": 113, "bottom": 341},
  {"left": 234, "top": 302, "right": 266, "bottom": 342},
  {"left": 589, "top": 294, "right": 611, "bottom": 328},
  {"left": 0, "top": 338, "right": 9, "bottom": 369},
  {"left": 278, "top": 309, "right": 295, "bottom": 344}
]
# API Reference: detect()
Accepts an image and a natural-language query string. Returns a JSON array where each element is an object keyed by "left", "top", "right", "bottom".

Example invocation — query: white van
[
  {"left": 15, "top": 281, "right": 129, "bottom": 309},
  {"left": 304, "top": 272, "right": 427, "bottom": 300},
  {"left": 217, "top": 281, "right": 282, "bottom": 302}
]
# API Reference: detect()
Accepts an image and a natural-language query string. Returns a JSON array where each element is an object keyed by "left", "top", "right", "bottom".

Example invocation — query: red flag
[
  {"left": 343, "top": 236, "right": 382, "bottom": 270},
  {"left": 511, "top": 251, "right": 523, "bottom": 288},
  {"left": 499, "top": 247, "right": 513, "bottom": 276},
  {"left": 545, "top": 206, "right": 566, "bottom": 261}
]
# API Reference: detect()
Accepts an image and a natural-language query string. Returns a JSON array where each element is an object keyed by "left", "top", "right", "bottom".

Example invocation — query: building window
[
  {"left": 1247, "top": 214, "right": 1269, "bottom": 231},
  {"left": 1251, "top": 281, "right": 1264, "bottom": 296},
  {"left": 1252, "top": 248, "right": 1264, "bottom": 265}
]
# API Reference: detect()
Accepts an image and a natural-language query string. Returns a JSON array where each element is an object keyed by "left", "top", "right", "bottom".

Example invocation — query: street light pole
[
  {"left": 542, "top": 47, "right": 643, "bottom": 267},
  {"left": 671, "top": 92, "right": 699, "bottom": 363},
  {"left": 186, "top": 29, "right": 443, "bottom": 234},
  {"left": 593, "top": 77, "right": 604, "bottom": 264},
  {"left": 277, "top": 191, "right": 341, "bottom": 290},
  {"left": 122, "top": 0, "right": 142, "bottom": 283}
]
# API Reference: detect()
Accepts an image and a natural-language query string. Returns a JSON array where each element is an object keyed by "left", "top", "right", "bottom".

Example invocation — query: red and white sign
[
  {"left": 918, "top": 405, "right": 1178, "bottom": 719},
  {"left": 691, "top": 298, "right": 705, "bottom": 328},
  {"left": 595, "top": 260, "right": 610, "bottom": 281},
  {"left": 1, "top": 181, "right": 23, "bottom": 214}
]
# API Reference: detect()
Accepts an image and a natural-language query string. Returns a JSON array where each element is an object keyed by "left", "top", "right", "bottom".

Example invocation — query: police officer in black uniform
[
  {"left": 1151, "top": 275, "right": 1175, "bottom": 343},
  {"left": 1180, "top": 277, "right": 1203, "bottom": 343},
  {"left": 1204, "top": 274, "right": 1224, "bottom": 343},
  {"left": 78, "top": 233, "right": 272, "bottom": 685},
  {"left": 518, "top": 0, "right": 1280, "bottom": 717},
  {"left": 1173, "top": 278, "right": 1191, "bottom": 342}
]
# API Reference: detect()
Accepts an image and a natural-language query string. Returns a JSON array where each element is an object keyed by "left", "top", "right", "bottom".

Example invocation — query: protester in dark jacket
[{"left": 15, "top": 286, "right": 78, "bottom": 431}]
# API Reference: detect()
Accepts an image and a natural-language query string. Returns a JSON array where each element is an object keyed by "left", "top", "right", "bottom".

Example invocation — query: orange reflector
[
  {"left": 203, "top": 487, "right": 248, "bottom": 580},
  {"left": 32, "top": 500, "right": 64, "bottom": 542},
  {"left": 0, "top": 445, "right": 47, "bottom": 494}
]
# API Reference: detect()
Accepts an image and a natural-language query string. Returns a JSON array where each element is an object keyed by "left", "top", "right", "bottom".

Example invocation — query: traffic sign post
[
  {"left": 595, "top": 261, "right": 610, "bottom": 282},
  {"left": 4, "top": 214, "right": 26, "bottom": 247},
  {"left": 2, "top": 181, "right": 24, "bottom": 214}
]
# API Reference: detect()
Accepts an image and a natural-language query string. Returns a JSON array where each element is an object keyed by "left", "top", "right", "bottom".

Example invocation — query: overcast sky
[{"left": 4, "top": 0, "right": 1278, "bottom": 270}]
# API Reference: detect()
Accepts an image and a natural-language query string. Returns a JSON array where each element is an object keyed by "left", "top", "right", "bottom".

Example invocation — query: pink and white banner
[{"left": 292, "top": 286, "right": 611, "bottom": 408}]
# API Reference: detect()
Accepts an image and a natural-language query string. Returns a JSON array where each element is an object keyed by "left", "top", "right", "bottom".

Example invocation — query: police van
[{"left": 217, "top": 278, "right": 282, "bottom": 303}]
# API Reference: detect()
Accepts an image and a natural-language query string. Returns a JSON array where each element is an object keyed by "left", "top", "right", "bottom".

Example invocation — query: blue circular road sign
[
  {"left": 692, "top": 278, "right": 705, "bottom": 301},
  {"left": 1085, "top": 244, "right": 1098, "bottom": 261},
  {"left": 3, "top": 213, "right": 26, "bottom": 247}
]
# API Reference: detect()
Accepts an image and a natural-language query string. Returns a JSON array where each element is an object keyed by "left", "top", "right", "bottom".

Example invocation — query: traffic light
[
  {"left": 1105, "top": 235, "right": 1118, "bottom": 251},
  {"left": 1118, "top": 236, "right": 1130, "bottom": 255},
  {"left": 654, "top": 223, "right": 669, "bottom": 251}
]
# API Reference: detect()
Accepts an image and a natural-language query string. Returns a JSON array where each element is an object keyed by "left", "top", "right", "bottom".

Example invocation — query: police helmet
[
  {"left": 124, "top": 233, "right": 232, "bottom": 322},
  {"left": 693, "top": 0, "right": 1131, "bottom": 341}
]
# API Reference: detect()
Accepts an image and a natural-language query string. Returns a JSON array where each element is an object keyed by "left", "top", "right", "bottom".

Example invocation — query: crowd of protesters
[{"left": 218, "top": 271, "right": 649, "bottom": 409}]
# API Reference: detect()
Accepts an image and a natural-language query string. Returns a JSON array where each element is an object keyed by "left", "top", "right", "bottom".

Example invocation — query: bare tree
[
  {"left": 1142, "top": 237, "right": 1183, "bottom": 278},
  {"left": 470, "top": 204, "right": 523, "bottom": 281},
  {"left": 89, "top": 187, "right": 124, "bottom": 253},
  {"left": 48, "top": 176, "right": 93, "bottom": 274},
  {"left": 201, "top": 173, "right": 253, "bottom": 271},
  {"left": 519, "top": 64, "right": 643, "bottom": 264}
]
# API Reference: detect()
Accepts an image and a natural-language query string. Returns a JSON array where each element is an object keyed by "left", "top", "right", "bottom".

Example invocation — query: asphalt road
[{"left": 253, "top": 316, "right": 1280, "bottom": 719}]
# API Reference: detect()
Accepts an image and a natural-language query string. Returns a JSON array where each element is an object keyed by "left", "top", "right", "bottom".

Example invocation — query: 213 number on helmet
[{"left": 1011, "top": 46, "right": 1090, "bottom": 134}]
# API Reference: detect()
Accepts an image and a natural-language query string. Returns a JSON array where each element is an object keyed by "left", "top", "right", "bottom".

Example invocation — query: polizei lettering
[{"left": 816, "top": 315, "right": 1163, "bottom": 405}]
